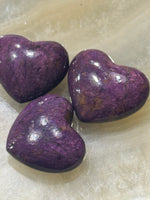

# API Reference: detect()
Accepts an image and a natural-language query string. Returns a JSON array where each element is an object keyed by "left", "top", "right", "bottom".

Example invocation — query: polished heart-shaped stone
[
  {"left": 68, "top": 49, "right": 149, "bottom": 122},
  {"left": 0, "top": 35, "right": 69, "bottom": 102},
  {"left": 6, "top": 94, "right": 85, "bottom": 172}
]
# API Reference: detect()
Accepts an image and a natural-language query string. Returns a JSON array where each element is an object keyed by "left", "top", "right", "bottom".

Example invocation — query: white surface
[{"left": 0, "top": 0, "right": 150, "bottom": 199}]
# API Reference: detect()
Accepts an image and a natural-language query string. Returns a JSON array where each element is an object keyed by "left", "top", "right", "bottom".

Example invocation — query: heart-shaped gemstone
[
  {"left": 6, "top": 94, "right": 85, "bottom": 172},
  {"left": 68, "top": 49, "right": 149, "bottom": 122},
  {"left": 0, "top": 35, "right": 69, "bottom": 102}
]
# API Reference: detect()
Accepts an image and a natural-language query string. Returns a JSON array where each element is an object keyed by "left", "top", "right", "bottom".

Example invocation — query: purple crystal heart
[
  {"left": 0, "top": 35, "right": 69, "bottom": 102},
  {"left": 68, "top": 49, "right": 149, "bottom": 122},
  {"left": 6, "top": 94, "right": 85, "bottom": 172}
]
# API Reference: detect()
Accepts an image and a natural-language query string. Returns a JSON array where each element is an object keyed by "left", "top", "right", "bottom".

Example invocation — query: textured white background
[{"left": 0, "top": 0, "right": 150, "bottom": 199}]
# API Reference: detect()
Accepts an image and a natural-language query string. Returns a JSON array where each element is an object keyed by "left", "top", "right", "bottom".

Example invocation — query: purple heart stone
[
  {"left": 6, "top": 94, "right": 85, "bottom": 172},
  {"left": 68, "top": 49, "right": 149, "bottom": 122},
  {"left": 0, "top": 35, "right": 69, "bottom": 102}
]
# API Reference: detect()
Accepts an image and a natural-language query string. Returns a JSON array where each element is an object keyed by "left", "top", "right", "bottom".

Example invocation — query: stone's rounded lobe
[
  {"left": 68, "top": 49, "right": 150, "bottom": 122},
  {"left": 0, "top": 35, "right": 69, "bottom": 103},
  {"left": 6, "top": 94, "right": 85, "bottom": 172}
]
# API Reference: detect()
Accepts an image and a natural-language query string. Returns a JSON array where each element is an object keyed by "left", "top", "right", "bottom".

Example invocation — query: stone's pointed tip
[
  {"left": 6, "top": 94, "right": 85, "bottom": 173},
  {"left": 0, "top": 34, "right": 69, "bottom": 103},
  {"left": 68, "top": 49, "right": 149, "bottom": 122}
]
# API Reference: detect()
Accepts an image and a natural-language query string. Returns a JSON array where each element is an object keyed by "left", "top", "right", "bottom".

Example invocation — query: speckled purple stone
[
  {"left": 6, "top": 94, "right": 85, "bottom": 172},
  {"left": 68, "top": 49, "right": 149, "bottom": 122},
  {"left": 0, "top": 35, "right": 69, "bottom": 102}
]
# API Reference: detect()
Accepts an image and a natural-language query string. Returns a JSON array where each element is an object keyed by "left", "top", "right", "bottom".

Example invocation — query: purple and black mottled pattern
[
  {"left": 6, "top": 94, "right": 85, "bottom": 172},
  {"left": 68, "top": 49, "right": 149, "bottom": 122},
  {"left": 0, "top": 35, "right": 69, "bottom": 102}
]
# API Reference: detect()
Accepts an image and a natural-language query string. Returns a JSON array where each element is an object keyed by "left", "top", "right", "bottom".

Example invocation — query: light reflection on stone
[
  {"left": 28, "top": 129, "right": 41, "bottom": 143},
  {"left": 52, "top": 127, "right": 62, "bottom": 139},
  {"left": 11, "top": 52, "right": 18, "bottom": 60},
  {"left": 76, "top": 89, "right": 81, "bottom": 94},
  {"left": 90, "top": 60, "right": 101, "bottom": 69},
  {"left": 90, "top": 73, "right": 102, "bottom": 86},
  {"left": 110, "top": 72, "right": 127, "bottom": 83},
  {"left": 15, "top": 44, "right": 21, "bottom": 48},
  {"left": 39, "top": 115, "right": 49, "bottom": 126},
  {"left": 75, "top": 74, "right": 81, "bottom": 82},
  {"left": 25, "top": 50, "right": 34, "bottom": 58}
]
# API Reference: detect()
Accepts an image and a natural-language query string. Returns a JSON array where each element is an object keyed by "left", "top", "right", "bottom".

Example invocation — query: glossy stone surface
[
  {"left": 6, "top": 94, "right": 85, "bottom": 172},
  {"left": 0, "top": 35, "right": 69, "bottom": 102},
  {"left": 68, "top": 49, "right": 149, "bottom": 122}
]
